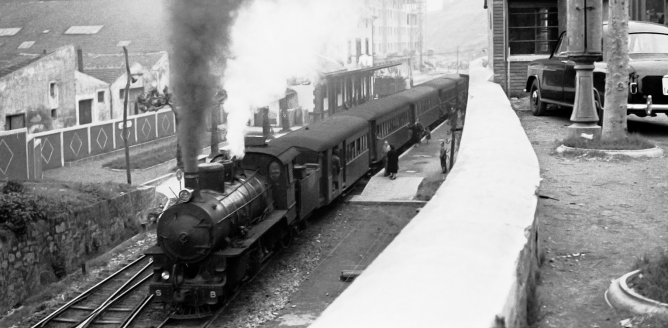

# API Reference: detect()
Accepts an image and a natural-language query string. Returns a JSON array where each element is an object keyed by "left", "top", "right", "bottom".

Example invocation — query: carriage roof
[
  {"left": 420, "top": 77, "right": 457, "bottom": 91},
  {"left": 393, "top": 85, "right": 439, "bottom": 102},
  {"left": 244, "top": 144, "right": 301, "bottom": 164},
  {"left": 268, "top": 115, "right": 369, "bottom": 153},
  {"left": 335, "top": 94, "right": 410, "bottom": 121}
]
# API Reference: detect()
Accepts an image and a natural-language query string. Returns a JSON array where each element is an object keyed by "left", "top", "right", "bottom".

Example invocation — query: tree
[{"left": 601, "top": 0, "right": 629, "bottom": 140}]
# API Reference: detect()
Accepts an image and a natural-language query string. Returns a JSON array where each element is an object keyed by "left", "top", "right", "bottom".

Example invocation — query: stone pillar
[{"left": 567, "top": 0, "right": 603, "bottom": 139}]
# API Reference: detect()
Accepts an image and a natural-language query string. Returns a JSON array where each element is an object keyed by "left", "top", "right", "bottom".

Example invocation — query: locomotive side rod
[{"left": 30, "top": 255, "right": 147, "bottom": 328}]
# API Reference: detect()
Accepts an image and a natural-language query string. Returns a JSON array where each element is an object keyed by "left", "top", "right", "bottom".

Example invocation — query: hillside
[{"left": 425, "top": 2, "right": 488, "bottom": 59}]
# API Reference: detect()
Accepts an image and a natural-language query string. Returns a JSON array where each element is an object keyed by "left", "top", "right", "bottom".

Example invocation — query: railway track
[
  {"left": 31, "top": 255, "right": 153, "bottom": 328},
  {"left": 133, "top": 249, "right": 277, "bottom": 328}
]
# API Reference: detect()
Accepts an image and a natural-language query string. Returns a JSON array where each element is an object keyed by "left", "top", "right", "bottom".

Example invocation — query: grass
[
  {"left": 629, "top": 252, "right": 668, "bottom": 304},
  {"left": 103, "top": 142, "right": 177, "bottom": 170},
  {"left": 561, "top": 133, "right": 655, "bottom": 150}
]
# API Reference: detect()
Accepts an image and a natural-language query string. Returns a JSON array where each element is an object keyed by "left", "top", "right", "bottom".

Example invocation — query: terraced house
[{"left": 0, "top": 0, "right": 173, "bottom": 181}]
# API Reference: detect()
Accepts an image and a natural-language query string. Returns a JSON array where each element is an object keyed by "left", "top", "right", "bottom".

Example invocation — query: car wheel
[{"left": 530, "top": 80, "right": 548, "bottom": 116}]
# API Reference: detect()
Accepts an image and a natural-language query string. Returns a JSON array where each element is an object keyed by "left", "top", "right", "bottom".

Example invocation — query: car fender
[{"left": 525, "top": 75, "right": 540, "bottom": 93}]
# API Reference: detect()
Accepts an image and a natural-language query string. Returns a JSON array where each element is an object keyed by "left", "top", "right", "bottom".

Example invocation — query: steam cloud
[
  {"left": 168, "top": 0, "right": 244, "bottom": 173},
  {"left": 223, "top": 0, "right": 363, "bottom": 158}
]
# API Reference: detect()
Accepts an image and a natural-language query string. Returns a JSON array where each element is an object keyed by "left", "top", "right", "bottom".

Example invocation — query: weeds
[
  {"left": 629, "top": 251, "right": 668, "bottom": 304},
  {"left": 561, "top": 133, "right": 655, "bottom": 150}
]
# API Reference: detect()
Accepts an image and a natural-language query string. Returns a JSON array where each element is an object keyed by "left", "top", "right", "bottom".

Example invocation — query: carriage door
[{"left": 286, "top": 162, "right": 297, "bottom": 221}]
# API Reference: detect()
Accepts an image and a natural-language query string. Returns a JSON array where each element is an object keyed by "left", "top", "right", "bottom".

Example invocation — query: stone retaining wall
[{"left": 0, "top": 186, "right": 156, "bottom": 314}]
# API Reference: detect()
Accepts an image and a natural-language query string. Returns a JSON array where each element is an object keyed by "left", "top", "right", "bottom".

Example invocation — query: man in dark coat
[
  {"left": 440, "top": 141, "right": 448, "bottom": 174},
  {"left": 386, "top": 145, "right": 399, "bottom": 180},
  {"left": 414, "top": 120, "right": 424, "bottom": 147}
]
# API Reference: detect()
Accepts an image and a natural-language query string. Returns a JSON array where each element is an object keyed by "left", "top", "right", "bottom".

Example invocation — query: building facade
[
  {"left": 0, "top": 45, "right": 112, "bottom": 133},
  {"left": 487, "top": 0, "right": 667, "bottom": 96}
]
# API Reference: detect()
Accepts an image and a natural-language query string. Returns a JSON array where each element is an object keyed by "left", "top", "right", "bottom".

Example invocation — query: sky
[{"left": 427, "top": 0, "right": 443, "bottom": 12}]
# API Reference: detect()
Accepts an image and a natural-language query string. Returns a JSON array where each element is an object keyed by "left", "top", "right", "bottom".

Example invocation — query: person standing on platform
[
  {"left": 387, "top": 144, "right": 399, "bottom": 180},
  {"left": 414, "top": 119, "right": 424, "bottom": 147},
  {"left": 439, "top": 141, "right": 448, "bottom": 174},
  {"left": 382, "top": 140, "right": 391, "bottom": 176},
  {"left": 425, "top": 127, "right": 432, "bottom": 144}
]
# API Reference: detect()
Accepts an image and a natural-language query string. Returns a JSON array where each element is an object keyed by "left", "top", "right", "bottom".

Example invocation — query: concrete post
[{"left": 567, "top": 0, "right": 603, "bottom": 139}]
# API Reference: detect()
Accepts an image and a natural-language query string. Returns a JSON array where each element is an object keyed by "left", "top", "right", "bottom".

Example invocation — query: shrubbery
[
  {"left": 0, "top": 182, "right": 46, "bottom": 236},
  {"left": 0, "top": 180, "right": 134, "bottom": 236}
]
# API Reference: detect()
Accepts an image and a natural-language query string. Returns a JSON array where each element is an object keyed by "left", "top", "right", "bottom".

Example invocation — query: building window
[
  {"left": 49, "top": 82, "right": 56, "bottom": 97},
  {"left": 508, "top": 5, "right": 559, "bottom": 55},
  {"left": 356, "top": 38, "right": 362, "bottom": 58},
  {"left": 119, "top": 89, "right": 125, "bottom": 99},
  {"left": 51, "top": 109, "right": 57, "bottom": 118},
  {"left": 5, "top": 113, "right": 25, "bottom": 130},
  {"left": 98, "top": 91, "right": 105, "bottom": 103},
  {"left": 366, "top": 38, "right": 370, "bottom": 55},
  {"left": 628, "top": 0, "right": 666, "bottom": 24}
]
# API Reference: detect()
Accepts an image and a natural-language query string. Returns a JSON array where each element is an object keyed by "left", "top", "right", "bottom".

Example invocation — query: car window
[
  {"left": 554, "top": 34, "right": 569, "bottom": 57},
  {"left": 628, "top": 33, "right": 668, "bottom": 54}
]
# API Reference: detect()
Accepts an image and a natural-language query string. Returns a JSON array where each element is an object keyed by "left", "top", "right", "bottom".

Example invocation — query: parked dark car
[{"left": 525, "top": 21, "right": 668, "bottom": 121}]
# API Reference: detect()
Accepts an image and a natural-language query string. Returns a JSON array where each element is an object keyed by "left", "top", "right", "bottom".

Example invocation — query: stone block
[{"left": 8, "top": 254, "right": 14, "bottom": 263}]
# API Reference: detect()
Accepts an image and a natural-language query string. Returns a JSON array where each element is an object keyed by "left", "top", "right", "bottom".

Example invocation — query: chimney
[
  {"left": 183, "top": 171, "right": 199, "bottom": 190},
  {"left": 76, "top": 48, "right": 84, "bottom": 73}
]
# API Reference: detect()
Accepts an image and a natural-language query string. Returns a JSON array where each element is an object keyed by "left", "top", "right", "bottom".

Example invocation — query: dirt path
[{"left": 514, "top": 98, "right": 668, "bottom": 328}]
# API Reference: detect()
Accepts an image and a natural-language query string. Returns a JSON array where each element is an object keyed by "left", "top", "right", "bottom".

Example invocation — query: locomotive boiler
[{"left": 145, "top": 159, "right": 289, "bottom": 317}]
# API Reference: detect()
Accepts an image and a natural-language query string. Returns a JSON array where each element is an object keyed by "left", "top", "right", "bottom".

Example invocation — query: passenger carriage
[
  {"left": 420, "top": 78, "right": 458, "bottom": 117},
  {"left": 394, "top": 86, "right": 442, "bottom": 128},
  {"left": 254, "top": 115, "right": 370, "bottom": 210},
  {"left": 335, "top": 95, "right": 412, "bottom": 166}
]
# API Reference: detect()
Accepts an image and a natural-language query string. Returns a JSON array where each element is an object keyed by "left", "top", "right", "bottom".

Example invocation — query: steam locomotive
[{"left": 144, "top": 75, "right": 469, "bottom": 317}]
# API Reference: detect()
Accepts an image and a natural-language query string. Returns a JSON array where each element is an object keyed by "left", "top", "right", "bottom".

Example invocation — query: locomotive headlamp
[
  {"left": 178, "top": 188, "right": 194, "bottom": 202},
  {"left": 161, "top": 270, "right": 170, "bottom": 280}
]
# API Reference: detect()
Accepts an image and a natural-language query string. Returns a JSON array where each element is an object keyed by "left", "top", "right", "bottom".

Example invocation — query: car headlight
[
  {"left": 161, "top": 270, "right": 171, "bottom": 280},
  {"left": 178, "top": 188, "right": 194, "bottom": 202}
]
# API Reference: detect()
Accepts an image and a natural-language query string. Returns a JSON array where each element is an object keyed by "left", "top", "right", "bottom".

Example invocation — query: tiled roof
[
  {"left": 84, "top": 52, "right": 165, "bottom": 70},
  {"left": 0, "top": 0, "right": 168, "bottom": 57},
  {"left": 84, "top": 68, "right": 125, "bottom": 84},
  {"left": 82, "top": 52, "right": 166, "bottom": 83},
  {"left": 0, "top": 53, "right": 43, "bottom": 78}
]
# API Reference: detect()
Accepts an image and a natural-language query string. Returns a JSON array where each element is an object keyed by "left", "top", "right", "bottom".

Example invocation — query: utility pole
[
  {"left": 456, "top": 46, "right": 459, "bottom": 74},
  {"left": 602, "top": 0, "right": 629, "bottom": 140},
  {"left": 211, "top": 89, "right": 226, "bottom": 157},
  {"left": 418, "top": 0, "right": 424, "bottom": 72},
  {"left": 122, "top": 47, "right": 132, "bottom": 185}
]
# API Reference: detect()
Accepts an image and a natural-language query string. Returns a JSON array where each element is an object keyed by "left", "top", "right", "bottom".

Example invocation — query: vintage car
[{"left": 526, "top": 20, "right": 668, "bottom": 121}]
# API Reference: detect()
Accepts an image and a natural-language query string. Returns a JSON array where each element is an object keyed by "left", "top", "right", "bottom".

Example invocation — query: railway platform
[{"left": 347, "top": 119, "right": 452, "bottom": 205}]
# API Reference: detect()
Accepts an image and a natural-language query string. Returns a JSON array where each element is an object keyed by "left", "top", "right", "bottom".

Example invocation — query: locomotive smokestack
[
  {"left": 184, "top": 171, "right": 199, "bottom": 190},
  {"left": 168, "top": 0, "right": 244, "bottom": 174}
]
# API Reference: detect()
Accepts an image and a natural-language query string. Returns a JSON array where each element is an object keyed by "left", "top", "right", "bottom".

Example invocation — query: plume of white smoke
[{"left": 224, "top": 0, "right": 364, "bottom": 158}]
